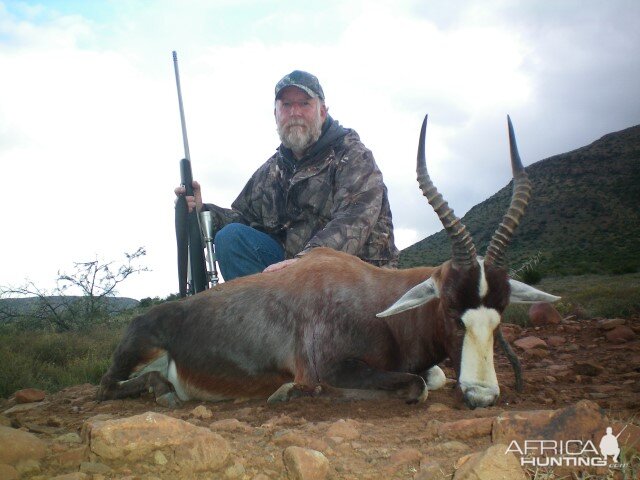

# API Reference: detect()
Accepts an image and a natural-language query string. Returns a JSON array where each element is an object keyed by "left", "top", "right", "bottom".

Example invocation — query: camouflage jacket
[{"left": 204, "top": 116, "right": 399, "bottom": 267}]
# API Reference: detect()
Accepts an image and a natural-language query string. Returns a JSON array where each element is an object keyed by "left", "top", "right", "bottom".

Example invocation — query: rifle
[{"left": 172, "top": 51, "right": 219, "bottom": 296}]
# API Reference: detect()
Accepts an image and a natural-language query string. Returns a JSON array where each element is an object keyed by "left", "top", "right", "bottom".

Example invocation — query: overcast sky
[{"left": 1, "top": 0, "right": 639, "bottom": 300}]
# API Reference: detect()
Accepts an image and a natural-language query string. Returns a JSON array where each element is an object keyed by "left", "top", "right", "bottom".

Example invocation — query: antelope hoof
[
  {"left": 405, "top": 377, "right": 428, "bottom": 404},
  {"left": 425, "top": 366, "right": 446, "bottom": 390}
]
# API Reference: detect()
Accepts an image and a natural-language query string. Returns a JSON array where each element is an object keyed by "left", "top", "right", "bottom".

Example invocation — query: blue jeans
[{"left": 214, "top": 223, "right": 285, "bottom": 281}]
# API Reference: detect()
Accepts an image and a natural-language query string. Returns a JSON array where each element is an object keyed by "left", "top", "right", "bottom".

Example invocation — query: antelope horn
[
  {"left": 417, "top": 114, "right": 477, "bottom": 268},
  {"left": 484, "top": 116, "right": 532, "bottom": 267}
]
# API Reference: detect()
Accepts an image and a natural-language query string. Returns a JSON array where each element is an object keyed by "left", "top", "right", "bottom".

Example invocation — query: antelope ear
[
  {"left": 377, "top": 277, "right": 439, "bottom": 317},
  {"left": 509, "top": 279, "right": 561, "bottom": 304}
]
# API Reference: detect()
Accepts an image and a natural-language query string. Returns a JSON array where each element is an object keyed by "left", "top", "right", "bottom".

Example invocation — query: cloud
[{"left": 0, "top": 0, "right": 638, "bottom": 299}]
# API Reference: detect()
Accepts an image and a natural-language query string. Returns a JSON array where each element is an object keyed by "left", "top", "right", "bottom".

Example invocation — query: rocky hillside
[{"left": 400, "top": 124, "right": 640, "bottom": 276}]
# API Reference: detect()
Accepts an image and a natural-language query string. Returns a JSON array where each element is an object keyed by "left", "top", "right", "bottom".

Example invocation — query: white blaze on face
[
  {"left": 458, "top": 307, "right": 500, "bottom": 405},
  {"left": 478, "top": 259, "right": 489, "bottom": 298}
]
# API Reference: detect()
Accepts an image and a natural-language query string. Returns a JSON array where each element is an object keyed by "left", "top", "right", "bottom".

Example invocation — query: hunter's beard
[{"left": 277, "top": 113, "right": 323, "bottom": 155}]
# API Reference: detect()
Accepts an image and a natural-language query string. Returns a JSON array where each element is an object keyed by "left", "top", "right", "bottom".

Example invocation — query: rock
[
  {"left": 572, "top": 361, "right": 605, "bottom": 376},
  {"left": 563, "top": 324, "right": 581, "bottom": 334},
  {"left": 2, "top": 403, "right": 44, "bottom": 414},
  {"left": 0, "top": 464, "right": 19, "bottom": 480},
  {"left": 55, "top": 432, "right": 82, "bottom": 444},
  {"left": 191, "top": 405, "right": 213, "bottom": 419},
  {"left": 547, "top": 336, "right": 566, "bottom": 347},
  {"left": 417, "top": 460, "right": 448, "bottom": 479},
  {"left": 500, "top": 324, "right": 522, "bottom": 343},
  {"left": 528, "top": 303, "right": 562, "bottom": 326},
  {"left": 47, "top": 415, "right": 64, "bottom": 427},
  {"left": 513, "top": 336, "right": 547, "bottom": 351},
  {"left": 283, "top": 446, "right": 330, "bottom": 480},
  {"left": 429, "top": 440, "right": 470, "bottom": 455},
  {"left": 252, "top": 475, "right": 271, "bottom": 480},
  {"left": 437, "top": 417, "right": 494, "bottom": 440},
  {"left": 210, "top": 418, "right": 252, "bottom": 433},
  {"left": 0, "top": 425, "right": 47, "bottom": 467},
  {"left": 80, "top": 461, "right": 112, "bottom": 474},
  {"left": 83, "top": 411, "right": 230, "bottom": 472},
  {"left": 306, "top": 437, "right": 330, "bottom": 454},
  {"left": 14, "top": 458, "right": 40, "bottom": 475},
  {"left": 605, "top": 326, "right": 636, "bottom": 344},
  {"left": 273, "top": 429, "right": 307, "bottom": 447},
  {"left": 524, "top": 348, "right": 549, "bottom": 359},
  {"left": 326, "top": 419, "right": 360, "bottom": 440},
  {"left": 389, "top": 447, "right": 422, "bottom": 465},
  {"left": 14, "top": 389, "right": 46, "bottom": 404},
  {"left": 51, "top": 445, "right": 88, "bottom": 467},
  {"left": 224, "top": 461, "right": 246, "bottom": 478},
  {"left": 492, "top": 400, "right": 608, "bottom": 445},
  {"left": 453, "top": 444, "right": 526, "bottom": 480},
  {"left": 599, "top": 318, "right": 626, "bottom": 330},
  {"left": 426, "top": 403, "right": 451, "bottom": 413},
  {"left": 154, "top": 450, "right": 168, "bottom": 465},
  {"left": 50, "top": 473, "right": 89, "bottom": 480},
  {"left": 261, "top": 414, "right": 298, "bottom": 429},
  {"left": 24, "top": 422, "right": 59, "bottom": 435}
]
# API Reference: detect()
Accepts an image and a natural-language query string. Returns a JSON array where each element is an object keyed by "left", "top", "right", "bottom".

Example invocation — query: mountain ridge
[{"left": 399, "top": 123, "right": 640, "bottom": 275}]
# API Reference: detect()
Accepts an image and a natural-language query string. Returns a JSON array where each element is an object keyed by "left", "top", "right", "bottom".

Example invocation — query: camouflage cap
[{"left": 275, "top": 70, "right": 325, "bottom": 101}]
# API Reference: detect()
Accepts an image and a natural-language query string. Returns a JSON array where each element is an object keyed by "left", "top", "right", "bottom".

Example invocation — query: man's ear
[{"left": 320, "top": 102, "right": 328, "bottom": 120}]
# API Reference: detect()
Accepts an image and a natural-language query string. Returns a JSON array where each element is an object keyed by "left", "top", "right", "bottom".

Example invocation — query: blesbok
[{"left": 98, "top": 115, "right": 559, "bottom": 409}]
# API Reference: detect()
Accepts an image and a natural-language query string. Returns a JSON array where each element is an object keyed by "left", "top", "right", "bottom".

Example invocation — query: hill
[
  {"left": 0, "top": 296, "right": 139, "bottom": 321},
  {"left": 399, "top": 124, "right": 640, "bottom": 275}
]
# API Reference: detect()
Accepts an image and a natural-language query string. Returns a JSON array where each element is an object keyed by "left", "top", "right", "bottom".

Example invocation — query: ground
[{"left": 2, "top": 316, "right": 639, "bottom": 479}]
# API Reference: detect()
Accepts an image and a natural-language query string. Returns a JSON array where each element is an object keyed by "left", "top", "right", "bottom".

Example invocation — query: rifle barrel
[{"left": 173, "top": 51, "right": 191, "bottom": 161}]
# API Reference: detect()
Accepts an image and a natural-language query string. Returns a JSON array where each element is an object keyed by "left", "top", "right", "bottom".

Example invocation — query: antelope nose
[{"left": 460, "top": 384, "right": 499, "bottom": 409}]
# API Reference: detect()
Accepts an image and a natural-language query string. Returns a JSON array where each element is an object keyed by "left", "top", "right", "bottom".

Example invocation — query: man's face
[{"left": 275, "top": 86, "right": 327, "bottom": 155}]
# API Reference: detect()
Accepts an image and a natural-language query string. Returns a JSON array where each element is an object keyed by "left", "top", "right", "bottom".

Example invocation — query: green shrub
[
  {"left": 520, "top": 267, "right": 543, "bottom": 285},
  {"left": 611, "top": 264, "right": 638, "bottom": 275},
  {"left": 0, "top": 324, "right": 124, "bottom": 398}
]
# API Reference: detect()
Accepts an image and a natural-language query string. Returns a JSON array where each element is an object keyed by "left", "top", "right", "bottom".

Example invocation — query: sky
[{"left": 0, "top": 0, "right": 639, "bottom": 300}]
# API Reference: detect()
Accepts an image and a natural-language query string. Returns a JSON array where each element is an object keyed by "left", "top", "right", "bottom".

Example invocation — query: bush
[
  {"left": 611, "top": 264, "right": 638, "bottom": 275},
  {"left": 520, "top": 267, "right": 543, "bottom": 285},
  {"left": 0, "top": 324, "right": 124, "bottom": 398}
]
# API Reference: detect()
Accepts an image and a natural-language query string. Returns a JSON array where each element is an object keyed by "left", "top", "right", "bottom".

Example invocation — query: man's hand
[
  {"left": 174, "top": 180, "right": 203, "bottom": 213},
  {"left": 263, "top": 258, "right": 299, "bottom": 273}
]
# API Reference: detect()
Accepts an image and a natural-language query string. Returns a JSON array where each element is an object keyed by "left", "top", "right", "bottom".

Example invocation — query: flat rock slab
[
  {"left": 0, "top": 425, "right": 47, "bottom": 466},
  {"left": 492, "top": 399, "right": 608, "bottom": 444},
  {"left": 82, "top": 411, "right": 230, "bottom": 472}
]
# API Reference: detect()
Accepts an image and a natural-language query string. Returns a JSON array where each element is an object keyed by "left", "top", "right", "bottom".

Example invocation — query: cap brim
[{"left": 276, "top": 84, "right": 319, "bottom": 99}]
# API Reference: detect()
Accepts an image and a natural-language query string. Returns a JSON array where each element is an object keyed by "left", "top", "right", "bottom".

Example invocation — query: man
[{"left": 176, "top": 70, "right": 398, "bottom": 280}]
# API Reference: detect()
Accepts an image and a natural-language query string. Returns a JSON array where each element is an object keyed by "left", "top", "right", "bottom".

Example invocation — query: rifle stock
[{"left": 178, "top": 158, "right": 207, "bottom": 295}]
